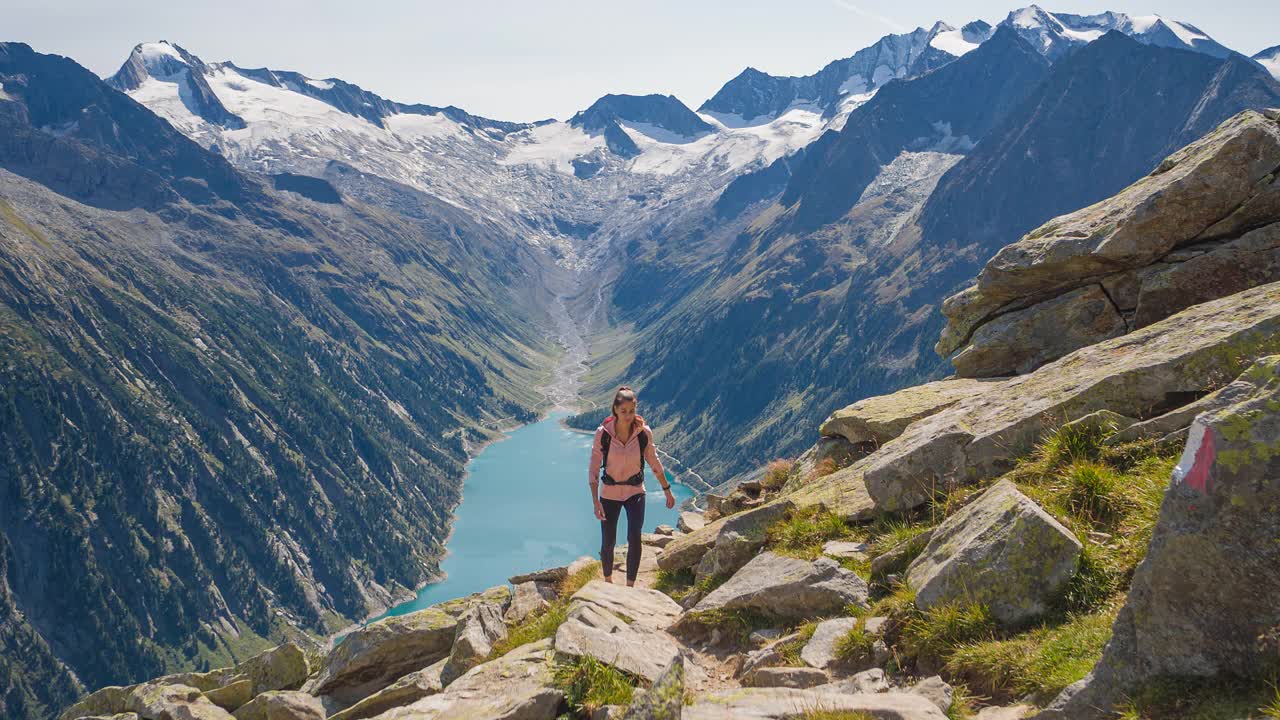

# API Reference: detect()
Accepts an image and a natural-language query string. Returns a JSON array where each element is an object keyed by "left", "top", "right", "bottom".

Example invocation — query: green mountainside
[{"left": 0, "top": 43, "right": 557, "bottom": 720}]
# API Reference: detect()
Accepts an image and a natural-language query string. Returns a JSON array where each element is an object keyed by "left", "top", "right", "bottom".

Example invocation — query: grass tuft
[
  {"left": 945, "top": 609, "right": 1115, "bottom": 701},
  {"left": 552, "top": 654, "right": 637, "bottom": 716},
  {"left": 766, "top": 506, "right": 856, "bottom": 560},
  {"left": 901, "top": 602, "right": 997, "bottom": 663},
  {"left": 762, "top": 459, "right": 796, "bottom": 491}
]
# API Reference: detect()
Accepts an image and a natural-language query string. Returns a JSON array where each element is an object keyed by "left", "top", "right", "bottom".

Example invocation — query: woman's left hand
[{"left": 664, "top": 488, "right": 675, "bottom": 509}]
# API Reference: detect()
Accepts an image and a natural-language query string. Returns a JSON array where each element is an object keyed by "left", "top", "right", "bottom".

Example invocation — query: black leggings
[{"left": 600, "top": 493, "right": 646, "bottom": 582}]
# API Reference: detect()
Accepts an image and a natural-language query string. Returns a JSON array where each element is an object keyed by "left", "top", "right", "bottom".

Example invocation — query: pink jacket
[{"left": 589, "top": 416, "right": 666, "bottom": 502}]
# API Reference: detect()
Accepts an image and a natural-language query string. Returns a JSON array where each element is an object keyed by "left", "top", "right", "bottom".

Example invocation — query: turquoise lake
[{"left": 364, "top": 410, "right": 694, "bottom": 624}]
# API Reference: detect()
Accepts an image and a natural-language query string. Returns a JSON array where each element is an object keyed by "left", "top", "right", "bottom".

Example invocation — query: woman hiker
[{"left": 588, "top": 386, "right": 675, "bottom": 586}]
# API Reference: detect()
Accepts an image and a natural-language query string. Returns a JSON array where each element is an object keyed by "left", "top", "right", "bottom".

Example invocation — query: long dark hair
[{"left": 611, "top": 386, "right": 641, "bottom": 428}]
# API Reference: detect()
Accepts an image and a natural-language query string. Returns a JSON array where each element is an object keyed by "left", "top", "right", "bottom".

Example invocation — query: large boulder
[
  {"left": 326, "top": 660, "right": 444, "bottom": 720},
  {"left": 683, "top": 688, "right": 948, "bottom": 719},
  {"left": 792, "top": 281, "right": 1280, "bottom": 515},
  {"left": 683, "top": 552, "right": 869, "bottom": 624},
  {"left": 952, "top": 284, "right": 1127, "bottom": 378},
  {"left": 368, "top": 639, "right": 562, "bottom": 720},
  {"left": 304, "top": 607, "right": 457, "bottom": 705},
  {"left": 554, "top": 603, "right": 683, "bottom": 683},
  {"left": 620, "top": 655, "right": 684, "bottom": 720},
  {"left": 907, "top": 480, "right": 1081, "bottom": 627},
  {"left": 569, "top": 580, "right": 683, "bottom": 629},
  {"left": 820, "top": 378, "right": 1000, "bottom": 444},
  {"left": 125, "top": 684, "right": 234, "bottom": 720},
  {"left": 976, "top": 110, "right": 1280, "bottom": 306},
  {"left": 1040, "top": 356, "right": 1280, "bottom": 719},
  {"left": 439, "top": 602, "right": 508, "bottom": 686},
  {"left": 231, "top": 644, "right": 310, "bottom": 696},
  {"left": 694, "top": 501, "right": 794, "bottom": 583},
  {"left": 940, "top": 110, "right": 1280, "bottom": 377}
]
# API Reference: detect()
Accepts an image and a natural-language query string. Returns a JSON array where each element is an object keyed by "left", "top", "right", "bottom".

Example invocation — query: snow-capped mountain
[
  {"left": 1256, "top": 45, "right": 1280, "bottom": 81},
  {"left": 999, "top": 6, "right": 1233, "bottom": 60},
  {"left": 699, "top": 22, "right": 973, "bottom": 125},
  {"left": 108, "top": 8, "right": 1249, "bottom": 275}
]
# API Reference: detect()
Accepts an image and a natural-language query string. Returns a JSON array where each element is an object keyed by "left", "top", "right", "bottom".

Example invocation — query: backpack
[{"left": 599, "top": 419, "right": 647, "bottom": 485}]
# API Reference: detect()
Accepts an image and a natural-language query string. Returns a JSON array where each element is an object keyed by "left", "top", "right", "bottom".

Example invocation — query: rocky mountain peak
[
  {"left": 107, "top": 39, "right": 245, "bottom": 129},
  {"left": 569, "top": 93, "right": 712, "bottom": 138},
  {"left": 1252, "top": 44, "right": 1280, "bottom": 80}
]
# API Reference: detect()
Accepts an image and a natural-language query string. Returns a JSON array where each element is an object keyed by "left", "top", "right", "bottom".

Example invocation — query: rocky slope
[
  {"left": 0, "top": 42, "right": 560, "bottom": 720},
  {"left": 58, "top": 107, "right": 1280, "bottom": 720}
]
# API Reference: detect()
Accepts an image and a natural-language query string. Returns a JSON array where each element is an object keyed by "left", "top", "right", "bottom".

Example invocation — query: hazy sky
[{"left": 8, "top": 1, "right": 1279, "bottom": 123}]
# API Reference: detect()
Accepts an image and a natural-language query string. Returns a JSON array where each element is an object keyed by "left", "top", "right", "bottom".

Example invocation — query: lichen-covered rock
[
  {"left": 59, "top": 686, "right": 134, "bottom": 720},
  {"left": 744, "top": 667, "right": 829, "bottom": 689},
  {"left": 231, "top": 691, "right": 324, "bottom": 720},
  {"left": 683, "top": 552, "right": 869, "bottom": 624},
  {"left": 1040, "top": 356, "right": 1280, "bottom": 719},
  {"left": 907, "top": 480, "right": 1081, "bottom": 626},
  {"left": 440, "top": 602, "right": 508, "bottom": 686},
  {"left": 941, "top": 111, "right": 1280, "bottom": 376},
  {"left": 365, "top": 639, "right": 561, "bottom": 720},
  {"left": 554, "top": 603, "right": 683, "bottom": 682},
  {"left": 203, "top": 678, "right": 253, "bottom": 711},
  {"left": 326, "top": 660, "right": 444, "bottom": 720},
  {"left": 232, "top": 644, "right": 310, "bottom": 695},
  {"left": 569, "top": 580, "right": 683, "bottom": 629},
  {"left": 820, "top": 379, "right": 995, "bottom": 444},
  {"left": 304, "top": 607, "right": 456, "bottom": 705},
  {"left": 797, "top": 281, "right": 1280, "bottom": 515},
  {"left": 800, "top": 617, "right": 859, "bottom": 670},
  {"left": 1059, "top": 409, "right": 1136, "bottom": 437},
  {"left": 694, "top": 501, "right": 794, "bottom": 583},
  {"left": 976, "top": 110, "right": 1280, "bottom": 304},
  {"left": 621, "top": 655, "right": 684, "bottom": 720},
  {"left": 505, "top": 580, "right": 559, "bottom": 624},
  {"left": 683, "top": 688, "right": 948, "bottom": 719},
  {"left": 953, "top": 284, "right": 1128, "bottom": 377}
]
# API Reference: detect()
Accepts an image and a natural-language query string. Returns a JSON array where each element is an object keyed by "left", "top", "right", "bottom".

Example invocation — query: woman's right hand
[{"left": 593, "top": 500, "right": 606, "bottom": 521}]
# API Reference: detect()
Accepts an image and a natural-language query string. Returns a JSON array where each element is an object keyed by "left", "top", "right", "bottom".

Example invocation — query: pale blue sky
[{"left": 7, "top": 1, "right": 1278, "bottom": 123}]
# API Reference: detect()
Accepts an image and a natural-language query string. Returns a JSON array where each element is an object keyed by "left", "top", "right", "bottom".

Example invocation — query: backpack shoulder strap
[
  {"left": 599, "top": 430, "right": 611, "bottom": 480},
  {"left": 638, "top": 428, "right": 648, "bottom": 474}
]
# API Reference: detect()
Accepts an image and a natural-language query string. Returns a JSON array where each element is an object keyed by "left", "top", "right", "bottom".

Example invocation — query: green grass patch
[
  {"left": 901, "top": 602, "right": 997, "bottom": 663},
  {"left": 946, "top": 609, "right": 1116, "bottom": 701},
  {"left": 560, "top": 561, "right": 603, "bottom": 597},
  {"left": 765, "top": 506, "right": 857, "bottom": 560},
  {"left": 552, "top": 654, "right": 638, "bottom": 717},
  {"left": 776, "top": 620, "right": 820, "bottom": 666},
  {"left": 653, "top": 567, "right": 696, "bottom": 601},
  {"left": 489, "top": 602, "right": 569, "bottom": 659},
  {"left": 833, "top": 619, "right": 875, "bottom": 663}
]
